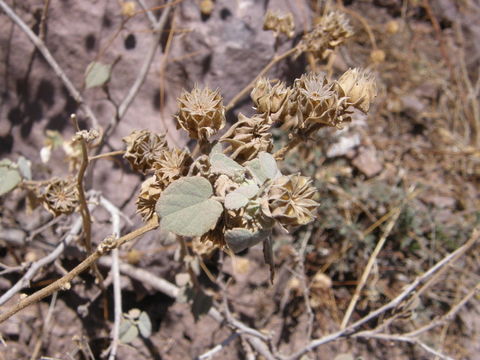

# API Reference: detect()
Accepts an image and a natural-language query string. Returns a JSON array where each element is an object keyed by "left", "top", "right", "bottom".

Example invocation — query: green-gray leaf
[
  {"left": 0, "top": 160, "right": 21, "bottom": 196},
  {"left": 225, "top": 227, "right": 271, "bottom": 253},
  {"left": 85, "top": 61, "right": 111, "bottom": 89},
  {"left": 210, "top": 153, "right": 245, "bottom": 178},
  {"left": 224, "top": 184, "right": 259, "bottom": 210},
  {"left": 17, "top": 156, "right": 31, "bottom": 180},
  {"left": 138, "top": 311, "right": 152, "bottom": 338},
  {"left": 245, "top": 152, "right": 280, "bottom": 185},
  {"left": 119, "top": 319, "right": 139, "bottom": 344},
  {"left": 156, "top": 177, "right": 223, "bottom": 237}
]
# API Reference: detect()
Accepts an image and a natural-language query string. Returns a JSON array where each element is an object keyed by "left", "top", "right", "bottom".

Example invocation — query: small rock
[{"left": 352, "top": 147, "right": 383, "bottom": 177}]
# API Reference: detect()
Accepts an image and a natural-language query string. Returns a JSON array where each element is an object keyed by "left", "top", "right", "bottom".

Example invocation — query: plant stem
[{"left": 0, "top": 217, "right": 159, "bottom": 324}]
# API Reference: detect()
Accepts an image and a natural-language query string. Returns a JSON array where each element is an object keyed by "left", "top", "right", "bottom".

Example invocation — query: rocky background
[{"left": 1, "top": 0, "right": 479, "bottom": 359}]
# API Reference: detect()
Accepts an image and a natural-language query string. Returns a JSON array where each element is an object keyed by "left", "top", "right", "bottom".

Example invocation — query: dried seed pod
[
  {"left": 268, "top": 174, "right": 319, "bottom": 227},
  {"left": 136, "top": 176, "right": 162, "bottom": 221},
  {"left": 295, "top": 72, "right": 350, "bottom": 128},
  {"left": 123, "top": 130, "right": 168, "bottom": 174},
  {"left": 251, "top": 78, "right": 293, "bottom": 120},
  {"left": 199, "top": 0, "right": 214, "bottom": 16},
  {"left": 220, "top": 113, "right": 273, "bottom": 163},
  {"left": 42, "top": 177, "right": 79, "bottom": 217},
  {"left": 263, "top": 10, "right": 295, "bottom": 38},
  {"left": 337, "top": 68, "right": 377, "bottom": 113},
  {"left": 176, "top": 85, "right": 226, "bottom": 141},
  {"left": 298, "top": 11, "right": 353, "bottom": 59},
  {"left": 153, "top": 148, "right": 192, "bottom": 187}
]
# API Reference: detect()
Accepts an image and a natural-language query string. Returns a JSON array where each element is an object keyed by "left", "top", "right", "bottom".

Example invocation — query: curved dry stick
[
  {"left": 285, "top": 229, "right": 479, "bottom": 360},
  {"left": 340, "top": 207, "right": 401, "bottom": 329},
  {"left": 0, "top": 217, "right": 159, "bottom": 324},
  {"left": 0, "top": 0, "right": 100, "bottom": 129},
  {"left": 0, "top": 217, "right": 83, "bottom": 306}
]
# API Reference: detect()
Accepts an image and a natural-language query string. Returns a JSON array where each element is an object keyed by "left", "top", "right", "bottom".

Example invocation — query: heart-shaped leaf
[
  {"left": 0, "top": 160, "right": 21, "bottom": 196},
  {"left": 138, "top": 311, "right": 152, "bottom": 338},
  {"left": 17, "top": 156, "right": 31, "bottom": 180},
  {"left": 156, "top": 177, "right": 223, "bottom": 237},
  {"left": 119, "top": 318, "right": 139, "bottom": 344},
  {"left": 85, "top": 61, "right": 111, "bottom": 89}
]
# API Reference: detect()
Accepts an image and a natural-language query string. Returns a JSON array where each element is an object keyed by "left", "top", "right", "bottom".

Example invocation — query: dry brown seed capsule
[
  {"left": 123, "top": 130, "right": 168, "bottom": 174},
  {"left": 251, "top": 78, "right": 292, "bottom": 118},
  {"left": 42, "top": 177, "right": 79, "bottom": 217},
  {"left": 176, "top": 85, "right": 226, "bottom": 141},
  {"left": 263, "top": 10, "right": 295, "bottom": 38},
  {"left": 298, "top": 11, "right": 353, "bottom": 59},
  {"left": 295, "top": 72, "right": 349, "bottom": 128},
  {"left": 220, "top": 113, "right": 273, "bottom": 163},
  {"left": 136, "top": 176, "right": 162, "bottom": 221},
  {"left": 370, "top": 49, "right": 386, "bottom": 64},
  {"left": 199, "top": 0, "right": 214, "bottom": 16},
  {"left": 337, "top": 68, "right": 377, "bottom": 113},
  {"left": 153, "top": 148, "right": 192, "bottom": 187},
  {"left": 386, "top": 20, "right": 399, "bottom": 35},
  {"left": 268, "top": 174, "right": 319, "bottom": 227}
]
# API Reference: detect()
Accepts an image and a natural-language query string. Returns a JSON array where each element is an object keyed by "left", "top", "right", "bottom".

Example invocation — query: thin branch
[
  {"left": 340, "top": 206, "right": 401, "bottom": 329},
  {"left": 97, "top": 257, "right": 275, "bottom": 355},
  {"left": 0, "top": 0, "right": 100, "bottom": 128},
  {"left": 285, "top": 229, "right": 479, "bottom": 359},
  {"left": 116, "top": 0, "right": 173, "bottom": 121},
  {"left": 0, "top": 216, "right": 83, "bottom": 306},
  {"left": 296, "top": 225, "right": 315, "bottom": 340},
  {"left": 88, "top": 150, "right": 125, "bottom": 162},
  {"left": 354, "top": 333, "right": 454, "bottom": 360},
  {"left": 196, "top": 332, "right": 241, "bottom": 360},
  {"left": 30, "top": 291, "right": 58, "bottom": 360},
  {"left": 0, "top": 217, "right": 159, "bottom": 324},
  {"left": 99, "top": 197, "right": 123, "bottom": 360}
]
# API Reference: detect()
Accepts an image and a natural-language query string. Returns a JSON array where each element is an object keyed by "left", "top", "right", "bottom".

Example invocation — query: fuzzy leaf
[
  {"left": 225, "top": 227, "right": 271, "bottom": 253},
  {"left": 0, "top": 160, "right": 21, "bottom": 196},
  {"left": 85, "top": 61, "right": 111, "bottom": 89},
  {"left": 259, "top": 152, "right": 279, "bottom": 179},
  {"left": 224, "top": 184, "right": 259, "bottom": 210},
  {"left": 245, "top": 152, "right": 281, "bottom": 185},
  {"left": 210, "top": 153, "right": 245, "bottom": 178},
  {"left": 225, "top": 192, "right": 249, "bottom": 210},
  {"left": 119, "top": 319, "right": 139, "bottom": 344},
  {"left": 236, "top": 184, "right": 259, "bottom": 198},
  {"left": 156, "top": 177, "right": 223, "bottom": 237},
  {"left": 17, "top": 156, "right": 31, "bottom": 180},
  {"left": 138, "top": 311, "right": 152, "bottom": 338}
]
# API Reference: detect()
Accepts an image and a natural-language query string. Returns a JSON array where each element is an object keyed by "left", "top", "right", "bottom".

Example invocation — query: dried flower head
[
  {"left": 298, "top": 11, "right": 353, "bottom": 59},
  {"left": 176, "top": 85, "right": 226, "bottom": 141},
  {"left": 295, "top": 72, "right": 350, "bottom": 128},
  {"left": 337, "top": 68, "right": 377, "bottom": 113},
  {"left": 42, "top": 177, "right": 79, "bottom": 217},
  {"left": 251, "top": 78, "right": 292, "bottom": 119},
  {"left": 268, "top": 174, "right": 319, "bottom": 227},
  {"left": 154, "top": 148, "right": 192, "bottom": 188},
  {"left": 263, "top": 10, "right": 295, "bottom": 38},
  {"left": 220, "top": 114, "right": 273, "bottom": 163},
  {"left": 123, "top": 130, "right": 168, "bottom": 174},
  {"left": 136, "top": 176, "right": 162, "bottom": 221}
]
